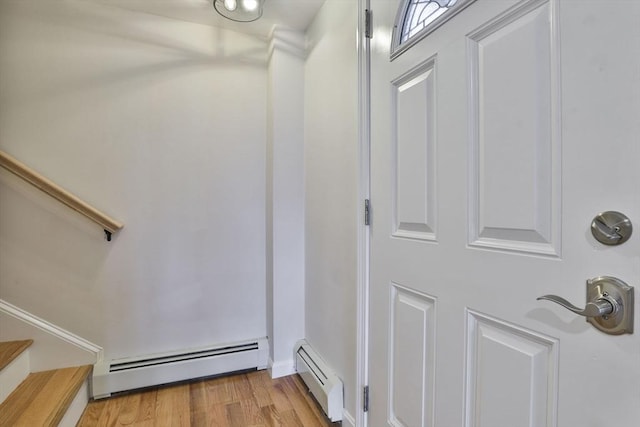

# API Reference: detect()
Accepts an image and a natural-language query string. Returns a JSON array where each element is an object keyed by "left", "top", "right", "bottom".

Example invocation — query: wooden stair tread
[
  {"left": 0, "top": 340, "right": 33, "bottom": 372},
  {"left": 0, "top": 365, "right": 91, "bottom": 426}
]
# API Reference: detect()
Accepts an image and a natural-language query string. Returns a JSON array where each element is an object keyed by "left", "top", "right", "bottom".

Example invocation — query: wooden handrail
[{"left": 0, "top": 150, "right": 124, "bottom": 240}]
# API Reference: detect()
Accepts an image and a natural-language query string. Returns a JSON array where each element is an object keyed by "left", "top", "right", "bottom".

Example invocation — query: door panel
[
  {"left": 393, "top": 59, "right": 438, "bottom": 241},
  {"left": 464, "top": 310, "right": 558, "bottom": 427},
  {"left": 467, "top": 0, "right": 561, "bottom": 256},
  {"left": 368, "top": 0, "right": 640, "bottom": 426},
  {"left": 389, "top": 284, "right": 436, "bottom": 426}
]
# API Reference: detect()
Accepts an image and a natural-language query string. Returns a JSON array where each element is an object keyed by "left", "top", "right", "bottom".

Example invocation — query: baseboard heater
[
  {"left": 294, "top": 340, "right": 343, "bottom": 422},
  {"left": 92, "top": 337, "right": 268, "bottom": 399}
]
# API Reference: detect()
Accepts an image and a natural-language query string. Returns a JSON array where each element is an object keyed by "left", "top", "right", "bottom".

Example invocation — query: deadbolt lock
[{"left": 591, "top": 211, "right": 632, "bottom": 245}]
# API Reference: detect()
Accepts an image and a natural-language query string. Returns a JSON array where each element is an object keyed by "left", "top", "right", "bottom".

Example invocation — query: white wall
[
  {"left": 0, "top": 0, "right": 267, "bottom": 360},
  {"left": 304, "top": 0, "right": 359, "bottom": 419},
  {"left": 266, "top": 28, "right": 306, "bottom": 377}
]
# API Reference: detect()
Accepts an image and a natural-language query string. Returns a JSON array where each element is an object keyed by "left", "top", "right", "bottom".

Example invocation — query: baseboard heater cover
[
  {"left": 92, "top": 337, "right": 269, "bottom": 398},
  {"left": 294, "top": 339, "right": 343, "bottom": 422}
]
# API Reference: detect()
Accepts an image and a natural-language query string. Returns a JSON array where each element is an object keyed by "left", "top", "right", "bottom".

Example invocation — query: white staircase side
[{"left": 0, "top": 300, "right": 102, "bottom": 372}]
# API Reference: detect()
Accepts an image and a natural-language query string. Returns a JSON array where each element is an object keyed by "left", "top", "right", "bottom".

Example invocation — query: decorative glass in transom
[{"left": 401, "top": 0, "right": 458, "bottom": 43}]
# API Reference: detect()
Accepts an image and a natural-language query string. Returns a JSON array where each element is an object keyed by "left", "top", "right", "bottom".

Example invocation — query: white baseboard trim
[
  {"left": 342, "top": 410, "right": 356, "bottom": 427},
  {"left": 0, "top": 299, "right": 103, "bottom": 362},
  {"left": 268, "top": 357, "right": 296, "bottom": 379}
]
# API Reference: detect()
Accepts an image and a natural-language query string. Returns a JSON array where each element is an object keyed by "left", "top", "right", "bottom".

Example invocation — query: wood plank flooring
[{"left": 78, "top": 370, "right": 341, "bottom": 427}]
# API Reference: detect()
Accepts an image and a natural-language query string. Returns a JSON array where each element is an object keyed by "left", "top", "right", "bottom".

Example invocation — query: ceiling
[{"left": 94, "top": 0, "right": 327, "bottom": 38}]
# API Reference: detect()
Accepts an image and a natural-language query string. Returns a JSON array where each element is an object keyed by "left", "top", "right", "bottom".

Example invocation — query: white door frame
[{"left": 356, "top": 1, "right": 371, "bottom": 427}]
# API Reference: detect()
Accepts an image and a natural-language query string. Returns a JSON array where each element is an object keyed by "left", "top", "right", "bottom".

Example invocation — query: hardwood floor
[{"left": 78, "top": 370, "right": 341, "bottom": 426}]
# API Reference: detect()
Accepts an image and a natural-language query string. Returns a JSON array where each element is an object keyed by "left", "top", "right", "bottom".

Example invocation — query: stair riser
[
  {"left": 58, "top": 379, "right": 90, "bottom": 427},
  {"left": 0, "top": 348, "right": 30, "bottom": 404}
]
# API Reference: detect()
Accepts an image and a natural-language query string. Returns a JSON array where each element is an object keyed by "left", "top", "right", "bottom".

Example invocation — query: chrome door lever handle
[
  {"left": 536, "top": 295, "right": 614, "bottom": 317},
  {"left": 536, "top": 276, "right": 634, "bottom": 335}
]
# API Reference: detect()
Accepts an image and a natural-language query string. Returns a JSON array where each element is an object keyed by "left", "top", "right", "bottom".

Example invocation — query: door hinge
[
  {"left": 365, "top": 9, "right": 373, "bottom": 39},
  {"left": 363, "top": 385, "right": 369, "bottom": 412},
  {"left": 364, "top": 199, "right": 370, "bottom": 226}
]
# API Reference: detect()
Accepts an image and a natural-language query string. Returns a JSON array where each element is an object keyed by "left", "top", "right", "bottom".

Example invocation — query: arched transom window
[{"left": 392, "top": 0, "right": 477, "bottom": 59}]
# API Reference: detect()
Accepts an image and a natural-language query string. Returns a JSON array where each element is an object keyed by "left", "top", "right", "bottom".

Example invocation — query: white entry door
[{"left": 367, "top": 0, "right": 640, "bottom": 426}]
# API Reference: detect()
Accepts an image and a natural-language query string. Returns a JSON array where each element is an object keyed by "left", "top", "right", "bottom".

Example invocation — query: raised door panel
[
  {"left": 392, "top": 59, "right": 438, "bottom": 241},
  {"left": 467, "top": 0, "right": 561, "bottom": 256},
  {"left": 464, "top": 310, "right": 559, "bottom": 427},
  {"left": 389, "top": 283, "right": 436, "bottom": 427}
]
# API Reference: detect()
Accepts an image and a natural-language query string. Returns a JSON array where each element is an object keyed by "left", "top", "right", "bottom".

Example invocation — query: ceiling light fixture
[
  {"left": 214, "top": 0, "right": 264, "bottom": 22},
  {"left": 223, "top": 0, "right": 237, "bottom": 11}
]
